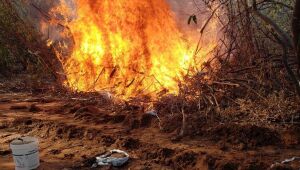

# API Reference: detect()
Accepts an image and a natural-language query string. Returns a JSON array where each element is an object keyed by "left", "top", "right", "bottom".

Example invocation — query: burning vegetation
[
  {"left": 0, "top": 0, "right": 300, "bottom": 169},
  {"left": 45, "top": 0, "right": 218, "bottom": 98}
]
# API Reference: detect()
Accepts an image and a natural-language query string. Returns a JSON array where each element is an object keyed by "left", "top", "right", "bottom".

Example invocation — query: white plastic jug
[{"left": 10, "top": 137, "right": 40, "bottom": 170}]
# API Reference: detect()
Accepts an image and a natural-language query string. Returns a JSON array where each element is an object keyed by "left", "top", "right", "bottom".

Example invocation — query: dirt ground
[{"left": 0, "top": 88, "right": 299, "bottom": 170}]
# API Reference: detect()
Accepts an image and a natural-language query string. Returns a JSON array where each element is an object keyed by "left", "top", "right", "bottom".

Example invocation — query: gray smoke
[{"left": 11, "top": 0, "right": 218, "bottom": 48}]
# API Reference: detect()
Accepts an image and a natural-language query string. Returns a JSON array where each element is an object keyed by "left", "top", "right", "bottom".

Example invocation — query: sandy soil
[{"left": 0, "top": 92, "right": 299, "bottom": 170}]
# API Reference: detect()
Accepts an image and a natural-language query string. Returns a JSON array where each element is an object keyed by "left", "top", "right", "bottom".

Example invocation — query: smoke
[
  {"left": 167, "top": 0, "right": 199, "bottom": 25},
  {"left": 166, "top": 0, "right": 220, "bottom": 44},
  {"left": 12, "top": 0, "right": 220, "bottom": 51}
]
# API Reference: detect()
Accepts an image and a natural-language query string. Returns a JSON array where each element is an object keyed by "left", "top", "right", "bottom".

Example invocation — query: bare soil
[{"left": 0, "top": 90, "right": 299, "bottom": 170}]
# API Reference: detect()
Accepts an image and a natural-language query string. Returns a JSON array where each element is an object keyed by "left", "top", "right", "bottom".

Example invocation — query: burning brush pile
[
  {"left": 5, "top": 0, "right": 300, "bottom": 138},
  {"left": 34, "top": 0, "right": 219, "bottom": 98}
]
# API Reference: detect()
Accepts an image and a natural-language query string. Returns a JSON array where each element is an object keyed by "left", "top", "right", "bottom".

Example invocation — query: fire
[{"left": 50, "top": 0, "right": 217, "bottom": 98}]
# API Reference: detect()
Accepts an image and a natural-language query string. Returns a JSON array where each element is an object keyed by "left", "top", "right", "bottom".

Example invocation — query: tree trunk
[{"left": 292, "top": 0, "right": 300, "bottom": 75}]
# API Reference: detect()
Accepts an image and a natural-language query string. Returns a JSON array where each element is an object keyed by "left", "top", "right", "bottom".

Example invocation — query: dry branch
[{"left": 252, "top": 0, "right": 300, "bottom": 96}]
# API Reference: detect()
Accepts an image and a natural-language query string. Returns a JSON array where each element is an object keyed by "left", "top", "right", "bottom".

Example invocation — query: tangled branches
[{"left": 154, "top": 0, "right": 300, "bottom": 137}]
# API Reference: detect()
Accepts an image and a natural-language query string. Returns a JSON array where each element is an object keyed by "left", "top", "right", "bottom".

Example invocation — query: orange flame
[{"left": 50, "top": 0, "right": 218, "bottom": 98}]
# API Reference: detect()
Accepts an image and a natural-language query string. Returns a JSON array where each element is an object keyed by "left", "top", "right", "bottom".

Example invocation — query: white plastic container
[{"left": 10, "top": 137, "right": 40, "bottom": 170}]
